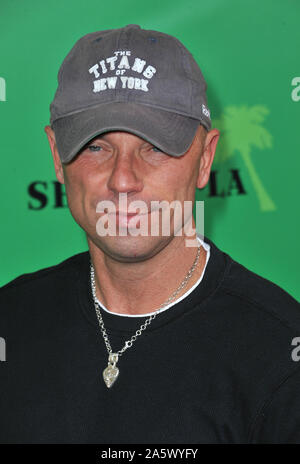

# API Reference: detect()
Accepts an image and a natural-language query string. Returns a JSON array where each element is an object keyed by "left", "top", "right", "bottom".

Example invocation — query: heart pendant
[{"left": 103, "top": 364, "right": 119, "bottom": 388}]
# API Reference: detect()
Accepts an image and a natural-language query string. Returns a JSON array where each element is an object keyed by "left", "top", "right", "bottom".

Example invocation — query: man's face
[{"left": 45, "top": 125, "right": 218, "bottom": 262}]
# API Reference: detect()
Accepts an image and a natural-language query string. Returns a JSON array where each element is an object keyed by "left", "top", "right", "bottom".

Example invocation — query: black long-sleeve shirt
[{"left": 0, "top": 235, "right": 300, "bottom": 444}]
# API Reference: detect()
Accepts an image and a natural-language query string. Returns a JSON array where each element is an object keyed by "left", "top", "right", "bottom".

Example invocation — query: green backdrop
[{"left": 0, "top": 0, "right": 299, "bottom": 301}]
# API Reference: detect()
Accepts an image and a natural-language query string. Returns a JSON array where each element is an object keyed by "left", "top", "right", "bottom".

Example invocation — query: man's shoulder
[
  {"left": 0, "top": 251, "right": 90, "bottom": 299},
  {"left": 218, "top": 248, "right": 300, "bottom": 331}
]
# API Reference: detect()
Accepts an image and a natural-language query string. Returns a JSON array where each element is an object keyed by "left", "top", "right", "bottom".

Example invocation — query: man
[{"left": 1, "top": 24, "right": 300, "bottom": 444}]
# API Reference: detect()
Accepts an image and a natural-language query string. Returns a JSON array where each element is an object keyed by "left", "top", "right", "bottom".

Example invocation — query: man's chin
[{"left": 92, "top": 234, "right": 170, "bottom": 263}]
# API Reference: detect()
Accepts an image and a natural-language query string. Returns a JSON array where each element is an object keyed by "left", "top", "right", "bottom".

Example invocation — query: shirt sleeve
[{"left": 249, "top": 366, "right": 300, "bottom": 443}]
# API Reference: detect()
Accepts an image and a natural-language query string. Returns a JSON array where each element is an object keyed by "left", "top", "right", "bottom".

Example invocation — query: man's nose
[{"left": 107, "top": 152, "right": 144, "bottom": 195}]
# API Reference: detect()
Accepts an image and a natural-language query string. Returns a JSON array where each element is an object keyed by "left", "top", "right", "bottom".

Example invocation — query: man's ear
[
  {"left": 44, "top": 125, "right": 65, "bottom": 184},
  {"left": 196, "top": 128, "right": 220, "bottom": 189}
]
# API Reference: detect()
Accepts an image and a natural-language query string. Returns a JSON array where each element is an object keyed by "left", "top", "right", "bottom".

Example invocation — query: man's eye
[
  {"left": 87, "top": 145, "right": 102, "bottom": 152},
  {"left": 152, "top": 146, "right": 162, "bottom": 152}
]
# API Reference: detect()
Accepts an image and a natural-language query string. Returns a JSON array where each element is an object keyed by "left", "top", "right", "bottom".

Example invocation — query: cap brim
[{"left": 51, "top": 102, "right": 201, "bottom": 163}]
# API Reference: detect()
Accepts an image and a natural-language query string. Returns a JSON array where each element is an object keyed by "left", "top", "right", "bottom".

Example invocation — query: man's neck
[{"left": 87, "top": 234, "right": 207, "bottom": 316}]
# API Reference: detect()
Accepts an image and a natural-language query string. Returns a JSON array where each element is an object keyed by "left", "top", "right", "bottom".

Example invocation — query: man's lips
[
  {"left": 111, "top": 211, "right": 150, "bottom": 227},
  {"left": 115, "top": 211, "right": 141, "bottom": 216}
]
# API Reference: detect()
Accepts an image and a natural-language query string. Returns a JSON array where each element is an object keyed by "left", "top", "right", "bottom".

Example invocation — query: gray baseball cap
[{"left": 50, "top": 24, "right": 211, "bottom": 163}]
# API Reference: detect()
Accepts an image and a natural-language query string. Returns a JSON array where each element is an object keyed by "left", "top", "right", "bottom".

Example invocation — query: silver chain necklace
[{"left": 90, "top": 241, "right": 201, "bottom": 388}]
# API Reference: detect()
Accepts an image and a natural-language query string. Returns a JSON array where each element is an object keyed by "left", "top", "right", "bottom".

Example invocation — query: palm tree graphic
[{"left": 213, "top": 105, "right": 276, "bottom": 211}]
